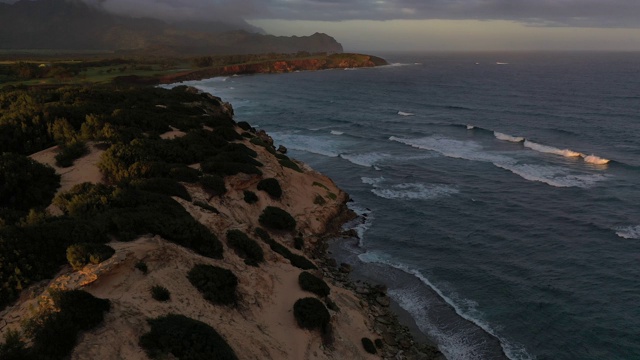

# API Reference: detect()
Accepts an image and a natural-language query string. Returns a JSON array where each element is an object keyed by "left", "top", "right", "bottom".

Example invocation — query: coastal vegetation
[
  {"left": 298, "top": 271, "right": 331, "bottom": 297},
  {"left": 66, "top": 243, "right": 115, "bottom": 270},
  {"left": 257, "top": 178, "right": 282, "bottom": 199},
  {"left": 139, "top": 314, "right": 238, "bottom": 360},
  {"left": 187, "top": 264, "right": 239, "bottom": 306},
  {"left": 259, "top": 206, "right": 297, "bottom": 231},
  {"left": 293, "top": 297, "right": 331, "bottom": 331},
  {"left": 150, "top": 286, "right": 171, "bottom": 302},
  {"left": 225, "top": 230, "right": 265, "bottom": 267}
]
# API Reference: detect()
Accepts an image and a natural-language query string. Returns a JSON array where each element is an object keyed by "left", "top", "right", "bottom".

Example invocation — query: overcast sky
[{"left": 4, "top": 0, "right": 640, "bottom": 51}]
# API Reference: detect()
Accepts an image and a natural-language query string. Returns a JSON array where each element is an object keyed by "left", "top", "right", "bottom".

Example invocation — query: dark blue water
[{"left": 168, "top": 52, "right": 640, "bottom": 360}]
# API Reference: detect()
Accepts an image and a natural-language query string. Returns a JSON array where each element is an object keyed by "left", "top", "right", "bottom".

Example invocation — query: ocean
[{"left": 166, "top": 52, "right": 640, "bottom": 360}]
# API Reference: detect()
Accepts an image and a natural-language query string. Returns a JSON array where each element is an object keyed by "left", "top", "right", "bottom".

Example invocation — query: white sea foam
[
  {"left": 372, "top": 183, "right": 459, "bottom": 200},
  {"left": 361, "top": 176, "right": 385, "bottom": 186},
  {"left": 616, "top": 225, "right": 640, "bottom": 239},
  {"left": 388, "top": 287, "right": 489, "bottom": 360},
  {"left": 340, "top": 152, "right": 391, "bottom": 167},
  {"left": 269, "top": 132, "right": 341, "bottom": 157},
  {"left": 362, "top": 176, "right": 457, "bottom": 200},
  {"left": 389, "top": 136, "right": 511, "bottom": 164},
  {"left": 330, "top": 130, "right": 344, "bottom": 135},
  {"left": 524, "top": 140, "right": 582, "bottom": 158},
  {"left": 344, "top": 202, "right": 374, "bottom": 245},
  {"left": 390, "top": 136, "right": 608, "bottom": 188},
  {"left": 466, "top": 125, "right": 475, "bottom": 130},
  {"left": 358, "top": 253, "right": 534, "bottom": 360},
  {"left": 494, "top": 131, "right": 524, "bottom": 143},
  {"left": 582, "top": 154, "right": 610, "bottom": 165},
  {"left": 398, "top": 111, "right": 415, "bottom": 116},
  {"left": 495, "top": 163, "right": 608, "bottom": 188}
]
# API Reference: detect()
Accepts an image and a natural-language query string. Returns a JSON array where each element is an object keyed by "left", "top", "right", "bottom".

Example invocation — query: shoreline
[{"left": 313, "top": 201, "right": 445, "bottom": 360}]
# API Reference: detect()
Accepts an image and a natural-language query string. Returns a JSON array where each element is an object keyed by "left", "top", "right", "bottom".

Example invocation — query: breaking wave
[
  {"left": 616, "top": 225, "right": 640, "bottom": 239},
  {"left": 524, "top": 140, "right": 582, "bottom": 158},
  {"left": 340, "top": 152, "right": 391, "bottom": 167},
  {"left": 359, "top": 253, "right": 534, "bottom": 360},
  {"left": 398, "top": 111, "right": 415, "bottom": 116},
  {"left": 390, "top": 136, "right": 608, "bottom": 188},
  {"left": 362, "top": 176, "right": 458, "bottom": 200},
  {"left": 494, "top": 131, "right": 525, "bottom": 143}
]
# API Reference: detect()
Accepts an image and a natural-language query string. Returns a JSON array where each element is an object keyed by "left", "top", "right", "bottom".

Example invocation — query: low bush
[
  {"left": 362, "top": 338, "right": 377, "bottom": 354},
  {"left": 135, "top": 261, "right": 148, "bottom": 274},
  {"left": 131, "top": 178, "right": 192, "bottom": 201},
  {"left": 169, "top": 166, "right": 200, "bottom": 183},
  {"left": 226, "top": 230, "right": 264, "bottom": 267},
  {"left": 201, "top": 161, "right": 262, "bottom": 177},
  {"left": 249, "top": 137, "right": 276, "bottom": 154},
  {"left": 259, "top": 206, "right": 296, "bottom": 231},
  {"left": 279, "top": 159, "right": 303, "bottom": 173},
  {"left": 139, "top": 314, "right": 238, "bottom": 360},
  {"left": 151, "top": 286, "right": 170, "bottom": 302},
  {"left": 237, "top": 121, "right": 252, "bottom": 131},
  {"left": 187, "top": 264, "right": 238, "bottom": 306},
  {"left": 257, "top": 178, "right": 282, "bottom": 199},
  {"left": 313, "top": 195, "right": 326, "bottom": 205},
  {"left": 243, "top": 190, "right": 258, "bottom": 204},
  {"left": 193, "top": 200, "right": 219, "bottom": 213},
  {"left": 29, "top": 290, "right": 110, "bottom": 359},
  {"left": 293, "top": 297, "right": 330, "bottom": 331},
  {"left": 254, "top": 228, "right": 316, "bottom": 270},
  {"left": 55, "top": 141, "right": 89, "bottom": 168},
  {"left": 66, "top": 243, "right": 115, "bottom": 270},
  {"left": 294, "top": 237, "right": 304, "bottom": 250},
  {"left": 298, "top": 272, "right": 330, "bottom": 297},
  {"left": 374, "top": 338, "right": 384, "bottom": 349},
  {"left": 199, "top": 175, "right": 227, "bottom": 196}
]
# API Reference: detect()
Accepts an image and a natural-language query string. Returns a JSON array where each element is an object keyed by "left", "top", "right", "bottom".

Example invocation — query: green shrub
[
  {"left": 151, "top": 286, "right": 170, "bottom": 302},
  {"left": 313, "top": 195, "right": 326, "bottom": 205},
  {"left": 327, "top": 192, "right": 337, "bottom": 200},
  {"left": 66, "top": 243, "right": 115, "bottom": 270},
  {"left": 201, "top": 161, "right": 262, "bottom": 177},
  {"left": 299, "top": 272, "right": 330, "bottom": 297},
  {"left": 254, "top": 228, "right": 316, "bottom": 270},
  {"left": 135, "top": 261, "right": 148, "bottom": 274},
  {"left": 169, "top": 166, "right": 200, "bottom": 183},
  {"left": 259, "top": 206, "right": 296, "bottom": 231},
  {"left": 294, "top": 237, "right": 304, "bottom": 250},
  {"left": 312, "top": 182, "right": 329, "bottom": 191},
  {"left": 362, "top": 338, "right": 377, "bottom": 354},
  {"left": 187, "top": 264, "right": 238, "bottom": 306},
  {"left": 226, "top": 230, "right": 264, "bottom": 267},
  {"left": 0, "top": 153, "right": 60, "bottom": 211},
  {"left": 250, "top": 137, "right": 276, "bottom": 154},
  {"left": 237, "top": 121, "right": 252, "bottom": 131},
  {"left": 131, "top": 178, "right": 192, "bottom": 201},
  {"left": 257, "top": 178, "right": 282, "bottom": 199},
  {"left": 0, "top": 330, "right": 29, "bottom": 360},
  {"left": 289, "top": 254, "right": 317, "bottom": 270},
  {"left": 139, "top": 314, "right": 238, "bottom": 360},
  {"left": 243, "top": 190, "right": 258, "bottom": 204},
  {"left": 293, "top": 297, "right": 330, "bottom": 331},
  {"left": 55, "top": 141, "right": 89, "bottom": 168},
  {"left": 29, "top": 290, "right": 110, "bottom": 359},
  {"left": 279, "top": 159, "right": 303, "bottom": 173},
  {"left": 193, "top": 200, "right": 219, "bottom": 213},
  {"left": 199, "top": 175, "right": 226, "bottom": 196},
  {"left": 374, "top": 338, "right": 384, "bottom": 349}
]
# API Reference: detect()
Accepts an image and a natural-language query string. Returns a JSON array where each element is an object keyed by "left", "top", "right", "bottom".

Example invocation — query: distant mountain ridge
[{"left": 0, "top": 0, "right": 344, "bottom": 55}]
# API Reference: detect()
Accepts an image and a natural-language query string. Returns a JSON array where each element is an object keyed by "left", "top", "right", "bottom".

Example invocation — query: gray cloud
[{"left": 2, "top": 0, "right": 639, "bottom": 28}]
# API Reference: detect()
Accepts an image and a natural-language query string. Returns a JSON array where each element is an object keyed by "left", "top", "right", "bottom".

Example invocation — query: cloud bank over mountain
[{"left": 1, "top": 0, "right": 637, "bottom": 28}]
